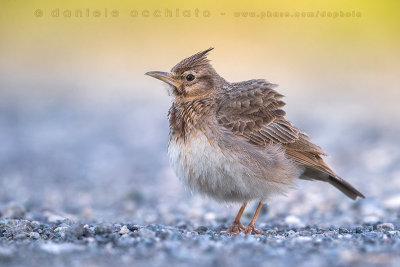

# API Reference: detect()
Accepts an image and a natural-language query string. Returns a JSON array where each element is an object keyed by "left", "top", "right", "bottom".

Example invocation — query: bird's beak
[{"left": 145, "top": 71, "right": 182, "bottom": 89}]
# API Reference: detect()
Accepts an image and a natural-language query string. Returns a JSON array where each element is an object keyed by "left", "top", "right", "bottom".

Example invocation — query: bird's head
[{"left": 146, "top": 48, "right": 222, "bottom": 102}]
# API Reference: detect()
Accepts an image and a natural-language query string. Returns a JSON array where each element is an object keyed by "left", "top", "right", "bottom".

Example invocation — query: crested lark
[{"left": 146, "top": 48, "right": 364, "bottom": 235}]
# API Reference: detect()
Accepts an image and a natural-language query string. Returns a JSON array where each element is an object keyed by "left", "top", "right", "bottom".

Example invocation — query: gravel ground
[
  {"left": 1, "top": 97, "right": 399, "bottom": 266},
  {"left": 1, "top": 217, "right": 400, "bottom": 267}
]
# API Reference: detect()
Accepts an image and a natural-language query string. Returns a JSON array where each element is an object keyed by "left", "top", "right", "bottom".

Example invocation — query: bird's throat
[{"left": 168, "top": 99, "right": 215, "bottom": 142}]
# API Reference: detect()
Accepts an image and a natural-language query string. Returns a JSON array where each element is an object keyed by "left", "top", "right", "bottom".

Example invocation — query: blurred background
[{"left": 0, "top": 0, "right": 399, "bottom": 226}]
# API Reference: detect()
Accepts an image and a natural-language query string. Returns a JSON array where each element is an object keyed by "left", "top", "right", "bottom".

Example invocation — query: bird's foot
[
  {"left": 242, "top": 224, "right": 263, "bottom": 235},
  {"left": 226, "top": 221, "right": 246, "bottom": 234}
]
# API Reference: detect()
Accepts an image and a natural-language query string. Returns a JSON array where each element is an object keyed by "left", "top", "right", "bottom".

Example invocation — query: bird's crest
[{"left": 171, "top": 48, "right": 214, "bottom": 73}]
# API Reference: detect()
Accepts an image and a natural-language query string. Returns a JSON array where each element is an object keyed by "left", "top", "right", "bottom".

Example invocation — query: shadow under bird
[{"left": 145, "top": 48, "right": 365, "bottom": 234}]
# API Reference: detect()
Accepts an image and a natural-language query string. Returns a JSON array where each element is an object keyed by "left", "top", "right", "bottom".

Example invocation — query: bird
[{"left": 145, "top": 48, "right": 365, "bottom": 235}]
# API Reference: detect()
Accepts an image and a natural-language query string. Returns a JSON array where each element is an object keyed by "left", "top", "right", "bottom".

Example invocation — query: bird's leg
[
  {"left": 226, "top": 202, "right": 247, "bottom": 234},
  {"left": 243, "top": 202, "right": 263, "bottom": 235}
]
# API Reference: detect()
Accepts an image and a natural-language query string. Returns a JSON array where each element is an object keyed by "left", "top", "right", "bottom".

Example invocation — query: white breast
[{"left": 168, "top": 130, "right": 292, "bottom": 202}]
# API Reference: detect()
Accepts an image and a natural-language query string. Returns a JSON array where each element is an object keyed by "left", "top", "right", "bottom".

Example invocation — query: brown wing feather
[
  {"left": 217, "top": 80, "right": 299, "bottom": 145},
  {"left": 216, "top": 79, "right": 364, "bottom": 199},
  {"left": 217, "top": 80, "right": 317, "bottom": 150}
]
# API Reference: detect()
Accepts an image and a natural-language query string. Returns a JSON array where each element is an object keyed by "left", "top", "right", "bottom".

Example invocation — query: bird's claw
[
  {"left": 242, "top": 225, "right": 263, "bottom": 235},
  {"left": 226, "top": 221, "right": 246, "bottom": 234}
]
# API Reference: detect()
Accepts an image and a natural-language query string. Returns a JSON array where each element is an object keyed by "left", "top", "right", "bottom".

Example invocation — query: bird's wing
[
  {"left": 216, "top": 79, "right": 365, "bottom": 199},
  {"left": 216, "top": 79, "right": 325, "bottom": 157}
]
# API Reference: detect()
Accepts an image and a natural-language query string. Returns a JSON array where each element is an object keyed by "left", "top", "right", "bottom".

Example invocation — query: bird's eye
[{"left": 186, "top": 74, "right": 195, "bottom": 82}]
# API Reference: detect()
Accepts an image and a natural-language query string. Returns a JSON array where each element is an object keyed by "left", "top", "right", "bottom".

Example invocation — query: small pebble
[
  {"left": 195, "top": 226, "right": 209, "bottom": 234},
  {"left": 29, "top": 232, "right": 40, "bottom": 239},
  {"left": 376, "top": 223, "right": 395, "bottom": 231},
  {"left": 119, "top": 225, "right": 130, "bottom": 235}
]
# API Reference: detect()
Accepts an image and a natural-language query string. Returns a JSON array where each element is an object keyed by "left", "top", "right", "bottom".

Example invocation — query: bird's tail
[{"left": 300, "top": 168, "right": 365, "bottom": 200}]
